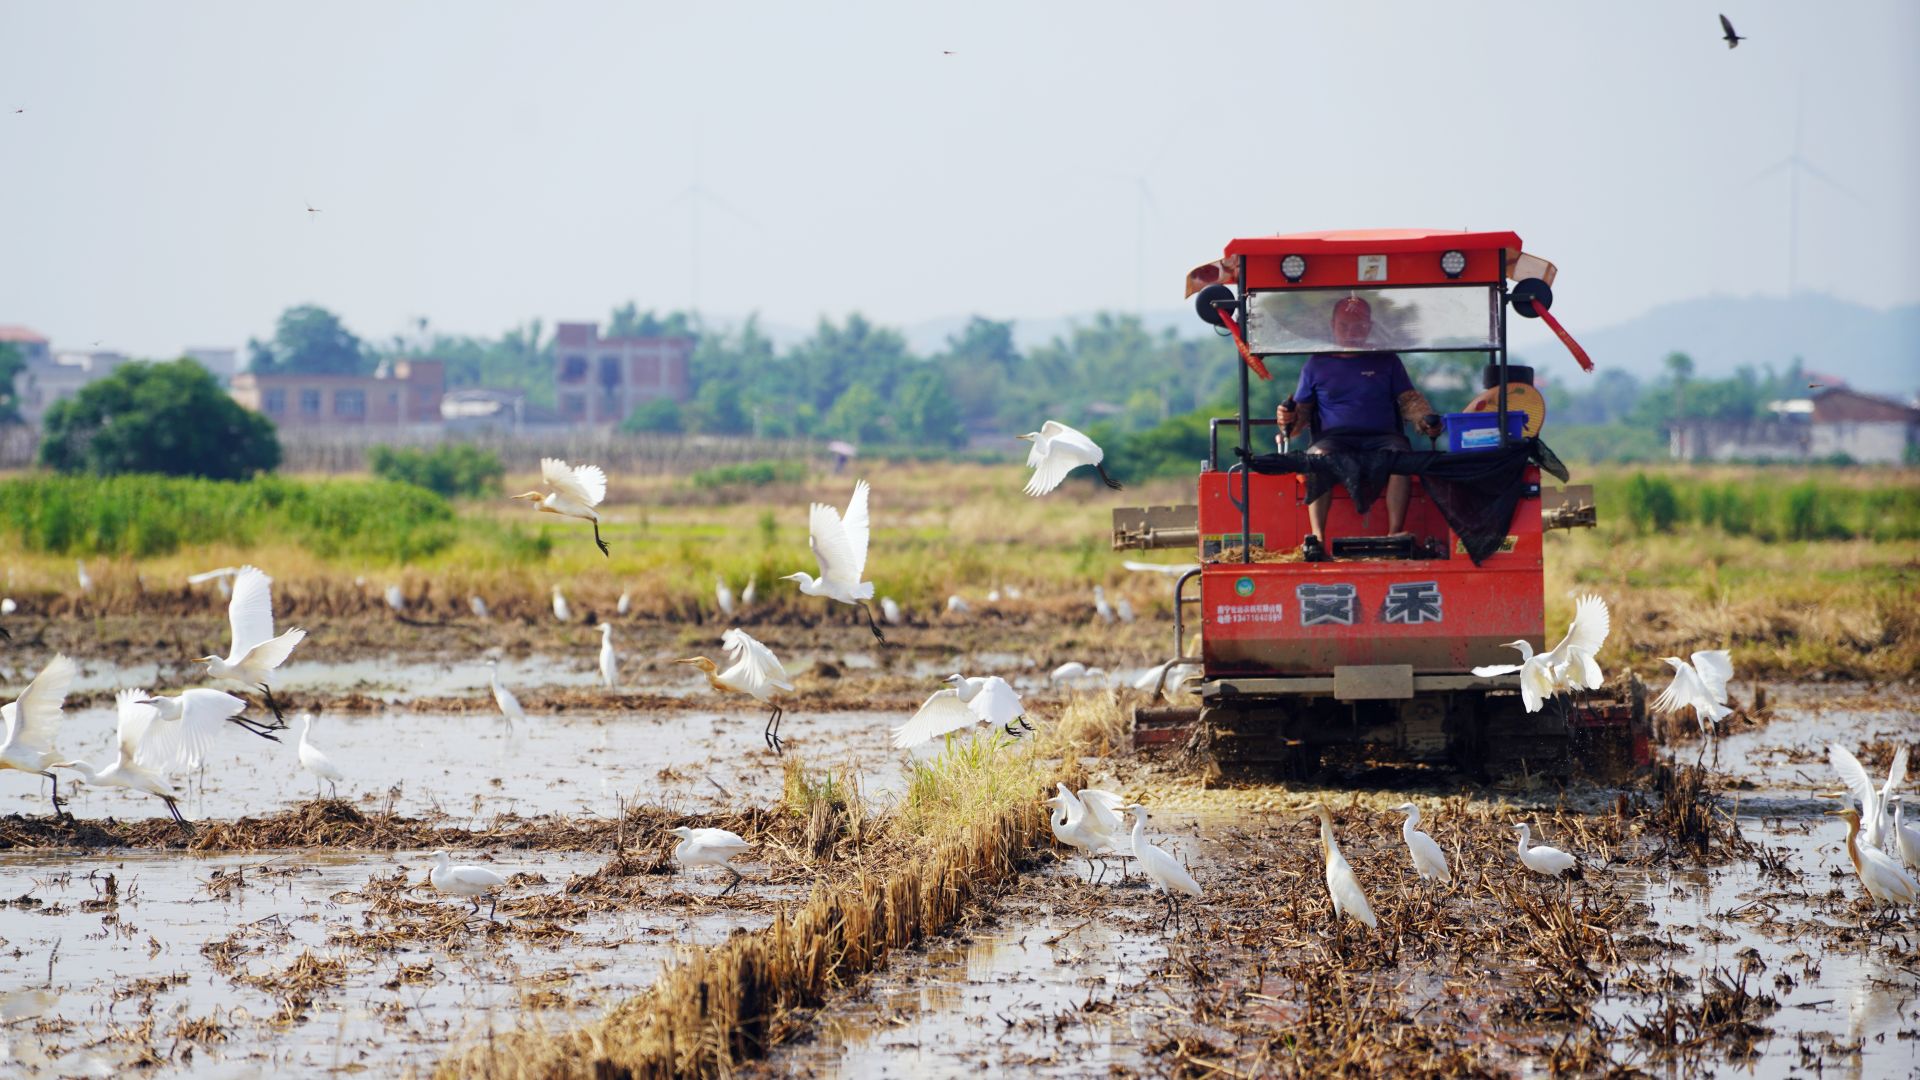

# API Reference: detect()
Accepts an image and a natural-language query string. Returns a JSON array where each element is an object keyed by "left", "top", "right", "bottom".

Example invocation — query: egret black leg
[
  {"left": 1017, "top": 716, "right": 1035, "bottom": 733},
  {"left": 328, "top": 779, "right": 339, "bottom": 799},
  {"left": 48, "top": 773, "right": 67, "bottom": 818},
  {"left": 258, "top": 684, "right": 288, "bottom": 724},
  {"left": 488, "top": 895, "right": 499, "bottom": 921},
  {"left": 227, "top": 714, "right": 285, "bottom": 742},
  {"left": 720, "top": 866, "right": 743, "bottom": 897},
  {"left": 764, "top": 704, "right": 784, "bottom": 755},
  {"left": 1096, "top": 463, "right": 1124, "bottom": 490},
  {"left": 860, "top": 601, "right": 886, "bottom": 643},
  {"left": 164, "top": 796, "right": 192, "bottom": 834},
  {"left": 592, "top": 520, "right": 610, "bottom": 557}
]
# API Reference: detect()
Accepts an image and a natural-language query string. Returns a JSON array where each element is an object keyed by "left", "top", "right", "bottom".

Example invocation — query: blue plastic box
[{"left": 1442, "top": 411, "right": 1527, "bottom": 452}]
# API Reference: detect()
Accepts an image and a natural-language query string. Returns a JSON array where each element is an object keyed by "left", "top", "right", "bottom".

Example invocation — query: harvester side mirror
[
  {"left": 1509, "top": 277, "right": 1553, "bottom": 319},
  {"left": 1194, "top": 283, "right": 1236, "bottom": 328}
]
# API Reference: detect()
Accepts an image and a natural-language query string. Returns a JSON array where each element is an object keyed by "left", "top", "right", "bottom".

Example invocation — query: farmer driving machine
[{"left": 1115, "top": 229, "right": 1645, "bottom": 778}]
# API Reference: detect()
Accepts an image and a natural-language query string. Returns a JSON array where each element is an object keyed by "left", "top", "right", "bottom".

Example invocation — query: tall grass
[{"left": 1603, "top": 469, "right": 1920, "bottom": 541}]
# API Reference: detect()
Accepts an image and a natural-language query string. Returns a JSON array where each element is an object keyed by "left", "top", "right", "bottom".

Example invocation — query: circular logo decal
[{"left": 1234, "top": 577, "right": 1255, "bottom": 597}]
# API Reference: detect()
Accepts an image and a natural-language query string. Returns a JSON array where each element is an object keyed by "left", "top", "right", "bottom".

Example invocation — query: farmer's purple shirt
[{"left": 1294, "top": 352, "right": 1412, "bottom": 436}]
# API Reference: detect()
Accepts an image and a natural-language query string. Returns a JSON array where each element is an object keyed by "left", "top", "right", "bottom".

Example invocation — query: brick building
[
  {"left": 552, "top": 321, "right": 694, "bottom": 425},
  {"left": 230, "top": 359, "right": 446, "bottom": 427}
]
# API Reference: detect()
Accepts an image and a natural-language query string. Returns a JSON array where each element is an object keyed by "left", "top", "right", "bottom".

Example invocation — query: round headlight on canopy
[
  {"left": 1440, "top": 250, "right": 1467, "bottom": 279},
  {"left": 1280, "top": 254, "right": 1307, "bottom": 282}
]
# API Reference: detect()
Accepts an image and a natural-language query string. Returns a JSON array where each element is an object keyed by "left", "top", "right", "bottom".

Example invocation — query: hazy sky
[{"left": 3, "top": 2, "right": 1915, "bottom": 359}]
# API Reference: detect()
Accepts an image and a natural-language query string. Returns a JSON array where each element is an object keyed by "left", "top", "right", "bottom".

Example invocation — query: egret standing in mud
[
  {"left": 198, "top": 566, "right": 305, "bottom": 723},
  {"left": 782, "top": 479, "right": 884, "bottom": 642},
  {"left": 1123, "top": 804, "right": 1201, "bottom": 932},
  {"left": 676, "top": 628, "right": 795, "bottom": 753},
  {"left": 75, "top": 560, "right": 93, "bottom": 594},
  {"left": 890, "top": 674, "right": 1028, "bottom": 748},
  {"left": 1018, "top": 420, "right": 1122, "bottom": 496},
  {"left": 50, "top": 690, "right": 192, "bottom": 830},
  {"left": 469, "top": 595, "right": 490, "bottom": 620},
  {"left": 0, "top": 654, "right": 78, "bottom": 816},
  {"left": 670, "top": 826, "right": 751, "bottom": 896},
  {"left": 1046, "top": 786, "right": 1113, "bottom": 882},
  {"left": 715, "top": 577, "right": 735, "bottom": 618},
  {"left": 551, "top": 584, "right": 571, "bottom": 624},
  {"left": 596, "top": 622, "right": 618, "bottom": 690},
  {"left": 880, "top": 597, "right": 902, "bottom": 625},
  {"left": 512, "top": 457, "right": 611, "bottom": 556},
  {"left": 428, "top": 850, "right": 510, "bottom": 919},
  {"left": 1513, "top": 823, "right": 1579, "bottom": 878},
  {"left": 486, "top": 660, "right": 526, "bottom": 733},
  {"left": 295, "top": 713, "right": 345, "bottom": 798},
  {"left": 1825, "top": 807, "right": 1919, "bottom": 910},
  {"left": 383, "top": 584, "right": 406, "bottom": 615},
  {"left": 1307, "top": 804, "right": 1377, "bottom": 929},
  {"left": 1389, "top": 803, "right": 1451, "bottom": 884}
]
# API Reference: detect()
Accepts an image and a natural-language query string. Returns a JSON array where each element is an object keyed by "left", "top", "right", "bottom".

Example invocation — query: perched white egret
[
  {"left": 1115, "top": 595, "right": 1136, "bottom": 623},
  {"left": 429, "top": 850, "right": 510, "bottom": 918},
  {"left": 1307, "top": 804, "right": 1377, "bottom": 928},
  {"left": 1018, "top": 420, "right": 1121, "bottom": 496},
  {"left": 469, "top": 595, "right": 490, "bottom": 620},
  {"left": 670, "top": 826, "right": 752, "bottom": 895},
  {"left": 0, "top": 598, "right": 15, "bottom": 616},
  {"left": 616, "top": 590, "right": 631, "bottom": 617},
  {"left": 294, "top": 713, "right": 345, "bottom": 798},
  {"left": 384, "top": 584, "right": 406, "bottom": 614},
  {"left": 1473, "top": 594, "right": 1610, "bottom": 712},
  {"left": 944, "top": 594, "right": 971, "bottom": 616},
  {"left": 676, "top": 628, "right": 796, "bottom": 752},
  {"left": 595, "top": 623, "right": 618, "bottom": 689},
  {"left": 1123, "top": 560, "right": 1201, "bottom": 577},
  {"left": 1133, "top": 660, "right": 1200, "bottom": 699},
  {"left": 75, "top": 560, "right": 93, "bottom": 594},
  {"left": 782, "top": 479, "right": 883, "bottom": 641},
  {"left": 986, "top": 588, "right": 1001, "bottom": 604},
  {"left": 486, "top": 660, "right": 525, "bottom": 732},
  {"left": 1513, "top": 823, "right": 1578, "bottom": 878},
  {"left": 1650, "top": 651, "right": 1736, "bottom": 733},
  {"left": 551, "top": 584, "right": 571, "bottom": 623},
  {"left": 1051, "top": 661, "right": 1089, "bottom": 683},
  {"left": 739, "top": 578, "right": 757, "bottom": 608},
  {"left": 1826, "top": 807, "right": 1918, "bottom": 908},
  {"left": 1092, "top": 586, "right": 1115, "bottom": 625},
  {"left": 198, "top": 567, "right": 305, "bottom": 721},
  {"left": 715, "top": 577, "right": 735, "bottom": 618},
  {"left": 891, "top": 674, "right": 1029, "bottom": 748},
  {"left": 880, "top": 596, "right": 903, "bottom": 625},
  {"left": 0, "top": 654, "right": 78, "bottom": 815},
  {"left": 1045, "top": 787, "right": 1115, "bottom": 882},
  {"left": 512, "top": 457, "right": 611, "bottom": 556},
  {"left": 1886, "top": 794, "right": 1920, "bottom": 872},
  {"left": 132, "top": 688, "right": 276, "bottom": 771},
  {"left": 1389, "top": 803, "right": 1452, "bottom": 884},
  {"left": 1829, "top": 743, "right": 1908, "bottom": 850},
  {"left": 51, "top": 690, "right": 191, "bottom": 829},
  {"left": 1122, "top": 804, "right": 1201, "bottom": 932}
]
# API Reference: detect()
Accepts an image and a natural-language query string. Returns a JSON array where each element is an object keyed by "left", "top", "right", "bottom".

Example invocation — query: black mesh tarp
[{"left": 1238, "top": 440, "right": 1570, "bottom": 565}]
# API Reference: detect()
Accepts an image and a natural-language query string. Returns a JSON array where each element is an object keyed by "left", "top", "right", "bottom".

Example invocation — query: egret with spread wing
[
  {"left": 1829, "top": 743, "right": 1908, "bottom": 850},
  {"left": 782, "top": 479, "right": 883, "bottom": 641},
  {"left": 133, "top": 688, "right": 278, "bottom": 775},
  {"left": 1472, "top": 594, "right": 1608, "bottom": 712},
  {"left": 1650, "top": 651, "right": 1735, "bottom": 734},
  {"left": 1018, "top": 421, "right": 1121, "bottom": 496},
  {"left": 51, "top": 690, "right": 191, "bottom": 830},
  {"left": 198, "top": 566, "right": 304, "bottom": 723},
  {"left": 677, "top": 628, "right": 797, "bottom": 753},
  {"left": 891, "top": 674, "right": 1028, "bottom": 748},
  {"left": 0, "top": 654, "right": 79, "bottom": 815},
  {"left": 513, "top": 457, "right": 611, "bottom": 556}
]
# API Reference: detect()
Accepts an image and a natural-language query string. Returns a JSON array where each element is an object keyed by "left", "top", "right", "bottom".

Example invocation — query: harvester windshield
[{"left": 1245, "top": 286, "right": 1498, "bottom": 355}]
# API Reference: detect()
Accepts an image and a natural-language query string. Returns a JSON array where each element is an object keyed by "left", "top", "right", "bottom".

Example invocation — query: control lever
[
  {"left": 1280, "top": 396, "right": 1297, "bottom": 453},
  {"left": 1422, "top": 413, "right": 1442, "bottom": 451}
]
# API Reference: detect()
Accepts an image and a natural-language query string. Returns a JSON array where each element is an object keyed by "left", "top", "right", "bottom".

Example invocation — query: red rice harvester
[{"left": 1116, "top": 229, "right": 1646, "bottom": 777}]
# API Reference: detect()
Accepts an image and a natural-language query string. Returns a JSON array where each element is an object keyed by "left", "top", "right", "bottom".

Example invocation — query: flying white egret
[
  {"left": 1472, "top": 594, "right": 1610, "bottom": 712},
  {"left": 670, "top": 826, "right": 752, "bottom": 895},
  {"left": 782, "top": 479, "right": 883, "bottom": 641},
  {"left": 1018, "top": 421, "right": 1122, "bottom": 496},
  {"left": 1513, "top": 823, "right": 1578, "bottom": 878},
  {"left": 891, "top": 674, "right": 1029, "bottom": 748},
  {"left": 1123, "top": 560, "right": 1201, "bottom": 577},
  {"left": 1829, "top": 743, "right": 1908, "bottom": 850},
  {"left": 1650, "top": 651, "right": 1736, "bottom": 734},
  {"left": 187, "top": 566, "right": 241, "bottom": 600},
  {"left": 469, "top": 595, "right": 490, "bottom": 620},
  {"left": 1886, "top": 794, "right": 1920, "bottom": 872},
  {"left": 428, "top": 850, "right": 510, "bottom": 918},
  {"left": 1122, "top": 804, "right": 1201, "bottom": 932},
  {"left": 1307, "top": 804, "right": 1377, "bottom": 928},
  {"left": 486, "top": 660, "right": 525, "bottom": 732},
  {"left": 596, "top": 623, "right": 618, "bottom": 689},
  {"left": 945, "top": 594, "right": 971, "bottom": 616},
  {"left": 384, "top": 584, "right": 406, "bottom": 614},
  {"left": 1092, "top": 586, "right": 1115, "bottom": 625},
  {"left": 75, "top": 561, "right": 92, "bottom": 594},
  {"left": 132, "top": 688, "right": 277, "bottom": 771},
  {"left": 1389, "top": 803, "right": 1452, "bottom": 884},
  {"left": 1115, "top": 595, "right": 1136, "bottom": 623},
  {"left": 1045, "top": 787, "right": 1116, "bottom": 882},
  {"left": 676, "top": 628, "right": 796, "bottom": 753},
  {"left": 715, "top": 577, "right": 735, "bottom": 618},
  {"left": 512, "top": 457, "right": 611, "bottom": 556},
  {"left": 295, "top": 713, "right": 345, "bottom": 798},
  {"left": 616, "top": 590, "right": 631, "bottom": 617},
  {"left": 1826, "top": 807, "right": 1919, "bottom": 909},
  {"left": 0, "top": 654, "right": 78, "bottom": 815},
  {"left": 739, "top": 578, "right": 757, "bottom": 608},
  {"left": 51, "top": 690, "right": 191, "bottom": 829},
  {"left": 880, "top": 596, "right": 903, "bottom": 625},
  {"left": 198, "top": 566, "right": 305, "bottom": 721}
]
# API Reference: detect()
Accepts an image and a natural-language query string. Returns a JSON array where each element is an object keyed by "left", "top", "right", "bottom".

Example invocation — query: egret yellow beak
[{"left": 510, "top": 491, "right": 542, "bottom": 502}]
